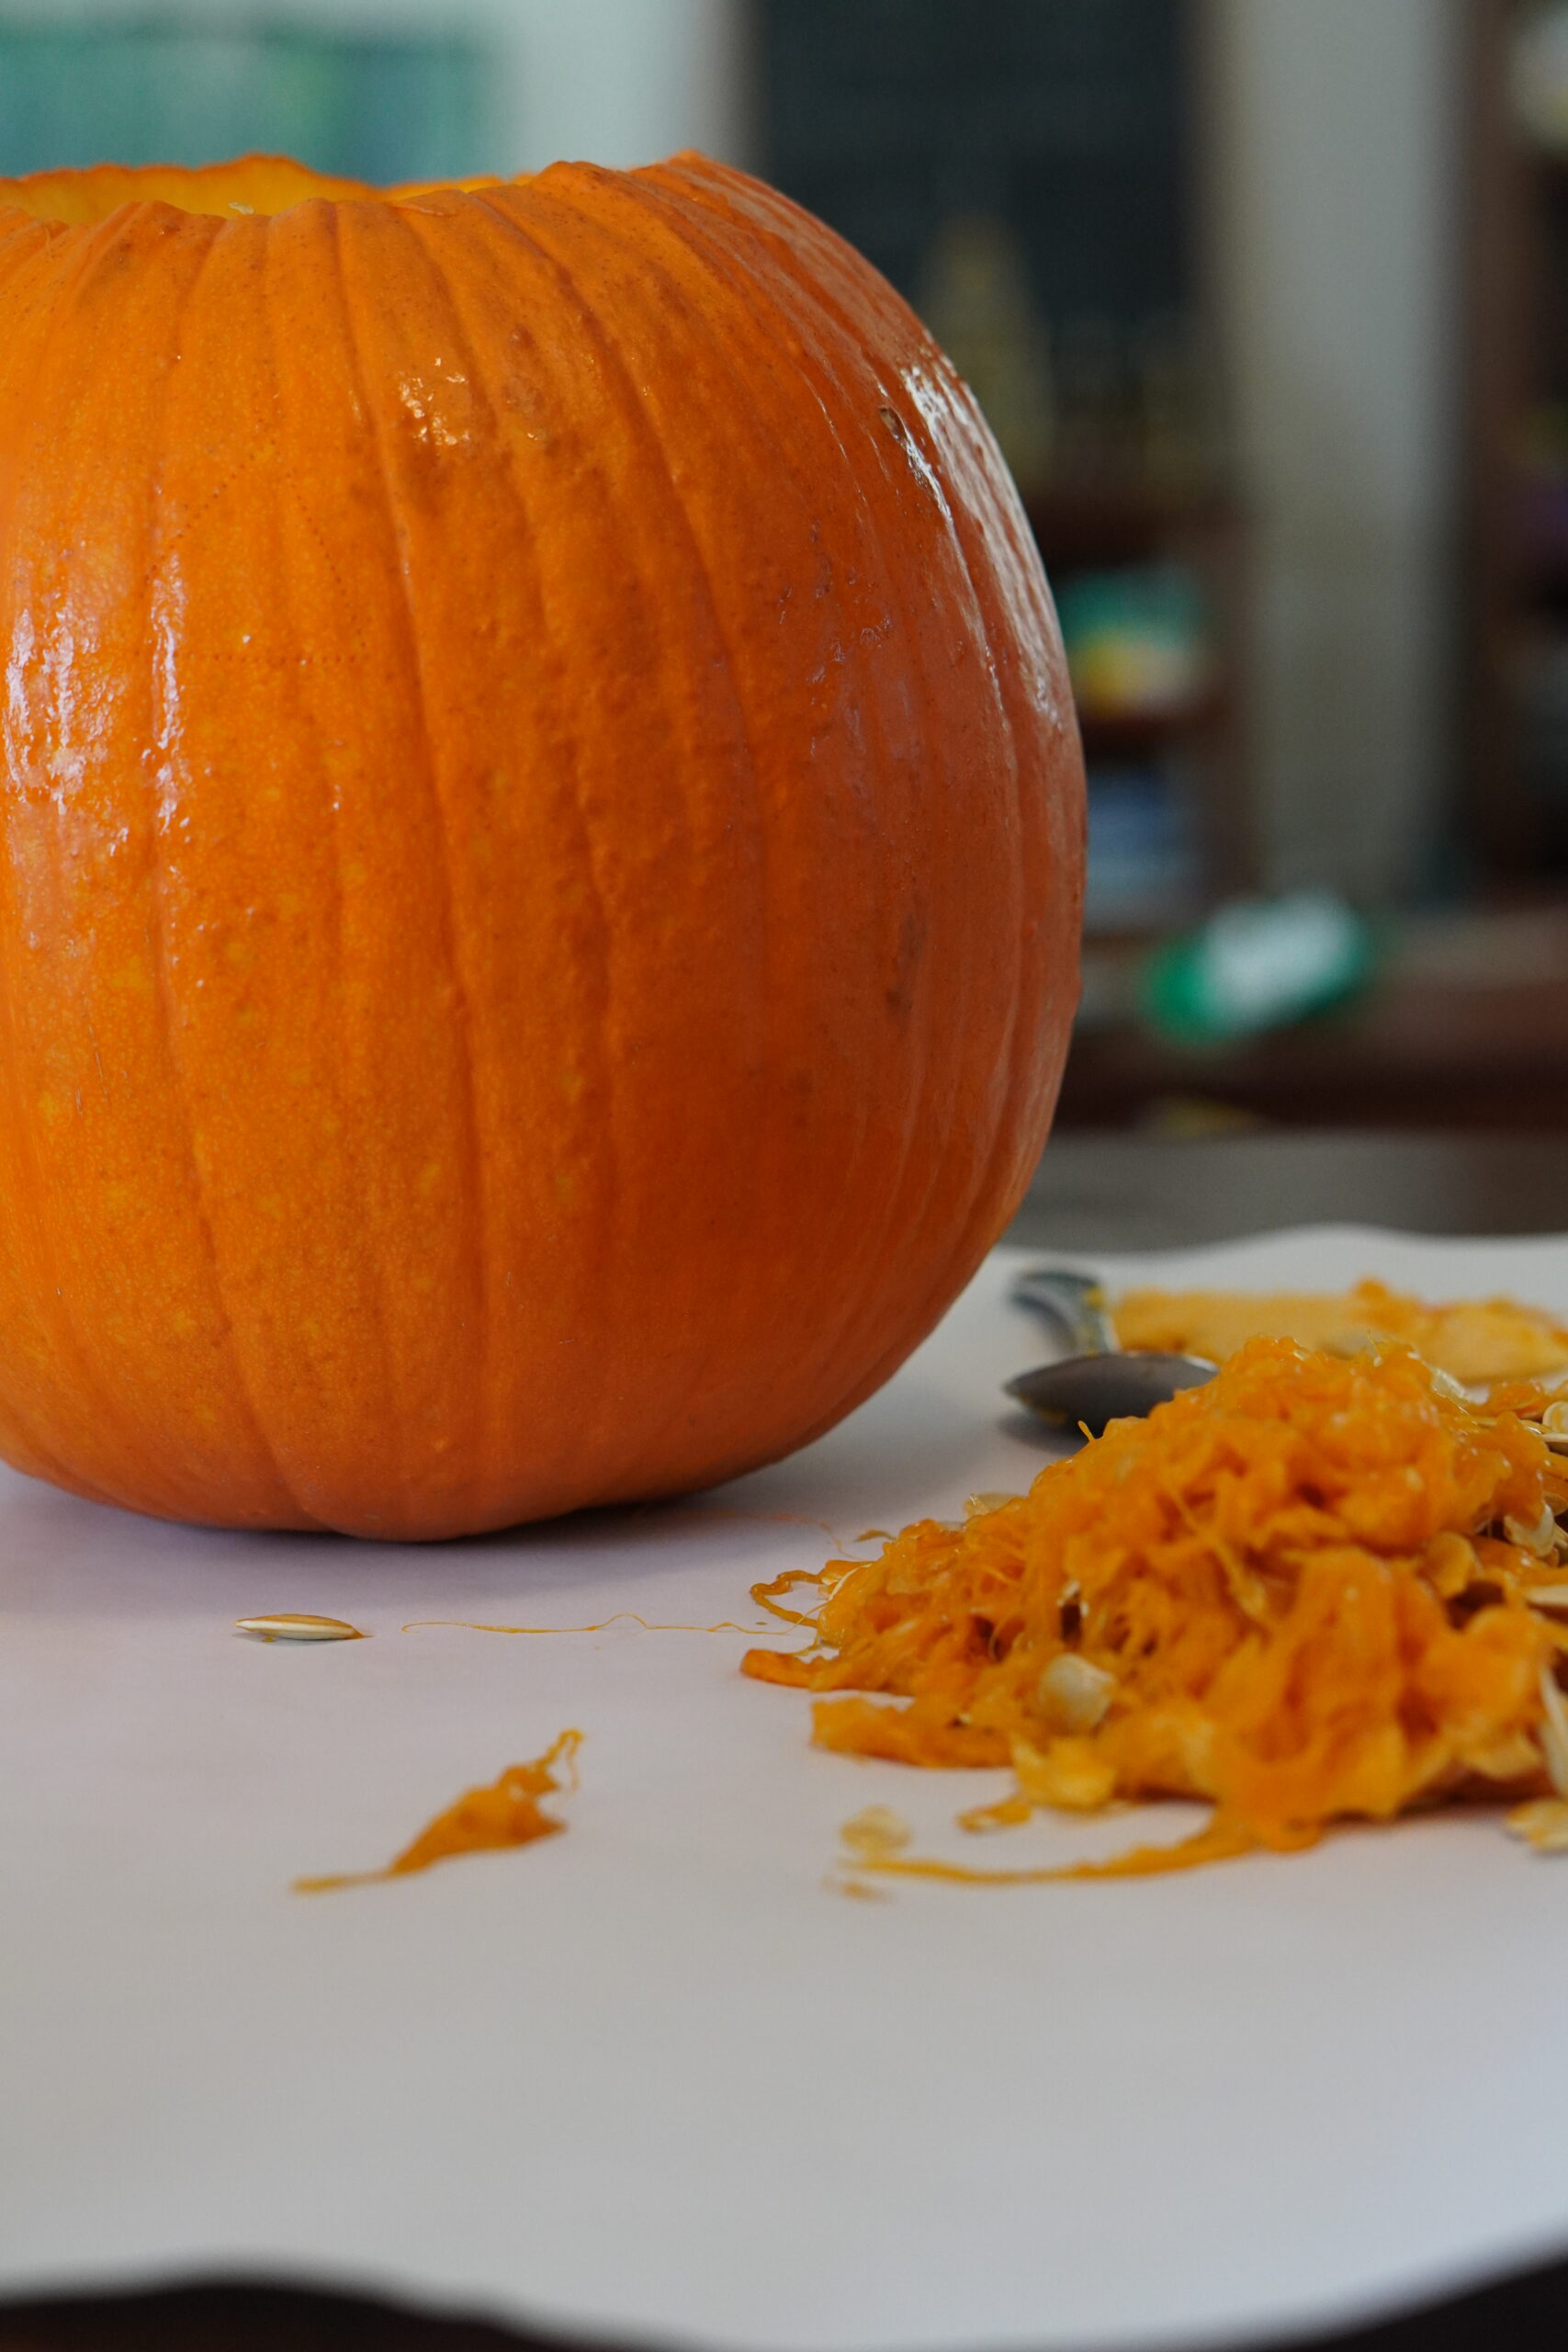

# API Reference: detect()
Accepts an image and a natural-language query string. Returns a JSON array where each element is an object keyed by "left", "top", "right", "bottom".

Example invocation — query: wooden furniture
[
  {"left": 1464, "top": 0, "right": 1568, "bottom": 876},
  {"left": 1058, "top": 963, "right": 1568, "bottom": 1130},
  {"left": 1059, "top": 904, "right": 1568, "bottom": 1131},
  {"left": 1026, "top": 483, "right": 1256, "bottom": 906}
]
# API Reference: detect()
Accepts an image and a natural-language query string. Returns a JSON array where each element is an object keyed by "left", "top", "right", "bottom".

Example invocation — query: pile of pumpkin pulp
[{"left": 744, "top": 1338, "right": 1568, "bottom": 1874}]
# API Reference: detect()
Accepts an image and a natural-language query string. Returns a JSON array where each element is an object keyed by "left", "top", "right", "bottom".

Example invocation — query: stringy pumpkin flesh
[
  {"left": 744, "top": 1340, "right": 1568, "bottom": 1870},
  {"left": 1112, "top": 1279, "right": 1568, "bottom": 1387}
]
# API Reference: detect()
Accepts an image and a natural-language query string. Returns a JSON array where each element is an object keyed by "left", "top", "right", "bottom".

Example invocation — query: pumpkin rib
[
  {"left": 256, "top": 209, "right": 409, "bottom": 1517},
  {"left": 1, "top": 215, "right": 219, "bottom": 1515},
  {"left": 392, "top": 194, "right": 647, "bottom": 1497},
  {"left": 1, "top": 232, "right": 136, "bottom": 1469},
  {"left": 622, "top": 165, "right": 1036, "bottom": 1418},
  {"left": 0, "top": 213, "right": 58, "bottom": 293},
  {"left": 0, "top": 209, "right": 281, "bottom": 1520},
  {"left": 260, "top": 193, "right": 510, "bottom": 1531},
  {"left": 328, "top": 200, "right": 493, "bottom": 1505},
  {"left": 794, "top": 384, "right": 1067, "bottom": 1394},
  {"left": 716, "top": 168, "right": 1078, "bottom": 1307},
  {"left": 473, "top": 179, "right": 823, "bottom": 1498},
  {"left": 656, "top": 177, "right": 973, "bottom": 1338},
  {"left": 468, "top": 181, "right": 786, "bottom": 1483},
  {"left": 558, "top": 170, "right": 978, "bottom": 1483},
  {"left": 348, "top": 178, "right": 762, "bottom": 1523},
  {"left": 556, "top": 169, "right": 902, "bottom": 1344},
  {"left": 304, "top": 200, "right": 459, "bottom": 1521},
  {"left": 566, "top": 161, "right": 1068, "bottom": 1471},
  {"left": 578, "top": 168, "right": 952, "bottom": 1420},
  {"left": 399, "top": 193, "right": 651, "bottom": 1498},
  {"left": 0, "top": 231, "right": 111, "bottom": 1494},
  {"left": 463, "top": 175, "right": 920, "bottom": 1503},
  {"left": 431, "top": 189, "right": 656, "bottom": 1504},
  {"left": 142, "top": 216, "right": 328, "bottom": 1527},
  {"left": 884, "top": 364, "right": 1062, "bottom": 1328},
  {"left": 650, "top": 164, "right": 1036, "bottom": 1212}
]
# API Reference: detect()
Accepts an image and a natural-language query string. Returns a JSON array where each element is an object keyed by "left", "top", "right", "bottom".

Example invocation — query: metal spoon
[{"left": 1004, "top": 1267, "right": 1217, "bottom": 1437}]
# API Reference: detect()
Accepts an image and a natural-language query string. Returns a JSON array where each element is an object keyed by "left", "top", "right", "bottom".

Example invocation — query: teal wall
[{"left": 0, "top": 19, "right": 485, "bottom": 185}]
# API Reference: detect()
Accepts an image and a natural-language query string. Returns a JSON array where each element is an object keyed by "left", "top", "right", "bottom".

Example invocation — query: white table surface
[{"left": 6, "top": 1227, "right": 1568, "bottom": 2352}]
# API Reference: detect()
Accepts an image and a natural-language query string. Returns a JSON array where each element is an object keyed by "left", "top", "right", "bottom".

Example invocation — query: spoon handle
[{"left": 1010, "top": 1266, "right": 1118, "bottom": 1358}]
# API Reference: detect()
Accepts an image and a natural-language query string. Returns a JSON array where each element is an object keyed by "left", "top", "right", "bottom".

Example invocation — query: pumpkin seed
[
  {"left": 1462, "top": 1730, "right": 1542, "bottom": 1781},
  {"left": 1539, "top": 1666, "right": 1568, "bottom": 1800},
  {"left": 840, "top": 1805, "right": 912, "bottom": 1862},
  {"left": 1506, "top": 1501, "right": 1560, "bottom": 1558},
  {"left": 1036, "top": 1652, "right": 1115, "bottom": 1734},
  {"left": 235, "top": 1612, "right": 367, "bottom": 1642},
  {"left": 1506, "top": 1795, "right": 1568, "bottom": 1852}
]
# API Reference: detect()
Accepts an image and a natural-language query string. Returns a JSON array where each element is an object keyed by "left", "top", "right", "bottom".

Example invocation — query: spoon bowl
[
  {"left": 1006, "top": 1350, "right": 1217, "bottom": 1437},
  {"left": 1006, "top": 1263, "right": 1217, "bottom": 1436}
]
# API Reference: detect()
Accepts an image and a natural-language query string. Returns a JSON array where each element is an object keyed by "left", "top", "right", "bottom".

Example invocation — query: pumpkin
[{"left": 0, "top": 153, "right": 1083, "bottom": 1539}]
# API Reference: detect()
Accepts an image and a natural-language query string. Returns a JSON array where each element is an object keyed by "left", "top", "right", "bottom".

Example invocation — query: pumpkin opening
[{"left": 0, "top": 153, "right": 502, "bottom": 226}]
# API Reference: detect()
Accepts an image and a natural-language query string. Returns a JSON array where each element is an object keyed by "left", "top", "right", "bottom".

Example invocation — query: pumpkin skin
[{"left": 0, "top": 153, "right": 1084, "bottom": 1539}]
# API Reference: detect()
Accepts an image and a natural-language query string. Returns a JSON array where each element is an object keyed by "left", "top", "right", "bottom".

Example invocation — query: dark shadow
[{"left": 12, "top": 2249, "right": 1568, "bottom": 2352}]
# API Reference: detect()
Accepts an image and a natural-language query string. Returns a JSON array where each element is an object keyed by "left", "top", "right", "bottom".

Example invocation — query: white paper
[{"left": 6, "top": 1227, "right": 1568, "bottom": 2352}]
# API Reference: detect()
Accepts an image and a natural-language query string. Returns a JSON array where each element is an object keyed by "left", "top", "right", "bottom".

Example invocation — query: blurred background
[{"left": 2, "top": 0, "right": 1562, "bottom": 1138}]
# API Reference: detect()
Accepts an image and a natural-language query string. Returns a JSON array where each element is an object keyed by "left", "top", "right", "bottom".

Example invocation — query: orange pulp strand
[{"left": 294, "top": 1729, "right": 581, "bottom": 1894}]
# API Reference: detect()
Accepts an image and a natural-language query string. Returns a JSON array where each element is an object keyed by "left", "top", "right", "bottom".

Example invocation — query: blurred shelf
[
  {"left": 1024, "top": 485, "right": 1241, "bottom": 569},
  {"left": 1077, "top": 691, "right": 1229, "bottom": 756},
  {"left": 1463, "top": 0, "right": 1568, "bottom": 873},
  {"left": 1023, "top": 486, "right": 1255, "bottom": 897},
  {"left": 1057, "top": 960, "right": 1568, "bottom": 1131}
]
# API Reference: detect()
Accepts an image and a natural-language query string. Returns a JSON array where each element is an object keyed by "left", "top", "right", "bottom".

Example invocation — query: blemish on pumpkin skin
[{"left": 886, "top": 906, "right": 927, "bottom": 1017}]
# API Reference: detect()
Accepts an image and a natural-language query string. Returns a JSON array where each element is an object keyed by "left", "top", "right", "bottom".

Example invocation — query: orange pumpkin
[{"left": 0, "top": 153, "right": 1083, "bottom": 1538}]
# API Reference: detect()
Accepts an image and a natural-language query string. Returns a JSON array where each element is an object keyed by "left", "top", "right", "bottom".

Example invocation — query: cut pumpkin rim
[{"left": 0, "top": 150, "right": 525, "bottom": 227}]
